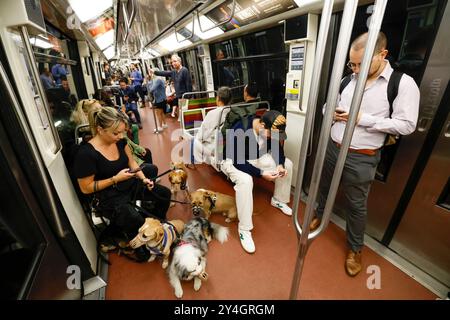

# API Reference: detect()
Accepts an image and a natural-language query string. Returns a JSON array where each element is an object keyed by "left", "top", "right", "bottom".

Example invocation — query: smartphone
[{"left": 127, "top": 167, "right": 142, "bottom": 174}]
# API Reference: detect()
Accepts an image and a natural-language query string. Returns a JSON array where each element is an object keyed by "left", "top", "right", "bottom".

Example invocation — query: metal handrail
[
  {"left": 197, "top": 0, "right": 236, "bottom": 33},
  {"left": 122, "top": 0, "right": 137, "bottom": 43},
  {"left": 174, "top": 14, "right": 195, "bottom": 43},
  {"left": 291, "top": 0, "right": 334, "bottom": 240},
  {"left": 226, "top": 100, "right": 270, "bottom": 110},
  {"left": 182, "top": 90, "right": 217, "bottom": 99}
]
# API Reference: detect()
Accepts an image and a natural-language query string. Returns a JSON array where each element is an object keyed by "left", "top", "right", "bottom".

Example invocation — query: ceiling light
[
  {"left": 103, "top": 46, "right": 115, "bottom": 60},
  {"left": 187, "top": 15, "right": 224, "bottom": 40},
  {"left": 158, "top": 33, "right": 192, "bottom": 51},
  {"left": 95, "top": 29, "right": 114, "bottom": 50},
  {"left": 68, "top": 0, "right": 113, "bottom": 23}
]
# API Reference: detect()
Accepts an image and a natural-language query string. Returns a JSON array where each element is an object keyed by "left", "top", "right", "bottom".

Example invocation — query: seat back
[{"left": 181, "top": 108, "right": 204, "bottom": 138}]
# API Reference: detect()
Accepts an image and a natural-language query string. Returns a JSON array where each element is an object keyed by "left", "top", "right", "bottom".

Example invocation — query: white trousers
[{"left": 220, "top": 154, "right": 293, "bottom": 231}]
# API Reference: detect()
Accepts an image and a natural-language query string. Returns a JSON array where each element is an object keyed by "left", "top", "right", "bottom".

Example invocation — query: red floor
[{"left": 105, "top": 107, "right": 437, "bottom": 300}]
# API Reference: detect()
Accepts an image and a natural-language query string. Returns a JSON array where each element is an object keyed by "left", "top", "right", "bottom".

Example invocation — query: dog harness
[{"left": 146, "top": 223, "right": 177, "bottom": 256}]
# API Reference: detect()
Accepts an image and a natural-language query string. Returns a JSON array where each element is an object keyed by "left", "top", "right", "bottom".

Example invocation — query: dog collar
[{"left": 177, "top": 240, "right": 190, "bottom": 247}]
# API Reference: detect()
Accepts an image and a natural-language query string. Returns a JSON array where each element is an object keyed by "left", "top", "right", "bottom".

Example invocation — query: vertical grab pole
[
  {"left": 292, "top": 0, "right": 334, "bottom": 238},
  {"left": 289, "top": 0, "right": 359, "bottom": 300},
  {"left": 319, "top": 0, "right": 389, "bottom": 234},
  {"left": 151, "top": 102, "right": 161, "bottom": 134}
]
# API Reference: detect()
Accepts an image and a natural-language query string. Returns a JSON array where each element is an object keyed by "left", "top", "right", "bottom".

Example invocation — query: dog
[
  {"left": 168, "top": 161, "right": 190, "bottom": 207},
  {"left": 190, "top": 188, "right": 237, "bottom": 223},
  {"left": 167, "top": 217, "right": 229, "bottom": 298},
  {"left": 129, "top": 218, "right": 185, "bottom": 269}
]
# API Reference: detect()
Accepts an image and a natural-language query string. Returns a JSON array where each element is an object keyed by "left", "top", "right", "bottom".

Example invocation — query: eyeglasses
[{"left": 346, "top": 50, "right": 386, "bottom": 70}]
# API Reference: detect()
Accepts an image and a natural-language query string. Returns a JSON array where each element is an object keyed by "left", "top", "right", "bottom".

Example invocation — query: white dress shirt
[{"left": 330, "top": 61, "right": 420, "bottom": 149}]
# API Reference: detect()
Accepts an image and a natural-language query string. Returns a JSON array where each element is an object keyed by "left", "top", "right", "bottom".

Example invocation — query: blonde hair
[
  {"left": 88, "top": 106, "right": 129, "bottom": 136},
  {"left": 71, "top": 99, "right": 101, "bottom": 126}
]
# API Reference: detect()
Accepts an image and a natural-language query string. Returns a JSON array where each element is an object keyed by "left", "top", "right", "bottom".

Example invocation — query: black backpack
[
  {"left": 219, "top": 103, "right": 259, "bottom": 161},
  {"left": 339, "top": 71, "right": 404, "bottom": 145}
]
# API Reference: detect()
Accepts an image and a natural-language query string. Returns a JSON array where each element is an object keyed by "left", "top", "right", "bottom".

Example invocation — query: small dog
[
  {"left": 129, "top": 218, "right": 185, "bottom": 269},
  {"left": 168, "top": 161, "right": 190, "bottom": 207},
  {"left": 190, "top": 188, "right": 237, "bottom": 223},
  {"left": 167, "top": 217, "right": 229, "bottom": 298}
]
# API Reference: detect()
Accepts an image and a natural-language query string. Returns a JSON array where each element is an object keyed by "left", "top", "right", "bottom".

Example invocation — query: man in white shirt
[{"left": 310, "top": 32, "right": 420, "bottom": 276}]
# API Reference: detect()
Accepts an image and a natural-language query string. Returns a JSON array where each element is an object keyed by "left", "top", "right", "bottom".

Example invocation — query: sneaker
[
  {"left": 271, "top": 197, "right": 292, "bottom": 216},
  {"left": 157, "top": 126, "right": 163, "bottom": 131},
  {"left": 162, "top": 124, "right": 168, "bottom": 129},
  {"left": 238, "top": 229, "right": 255, "bottom": 254},
  {"left": 170, "top": 113, "right": 176, "bottom": 118}
]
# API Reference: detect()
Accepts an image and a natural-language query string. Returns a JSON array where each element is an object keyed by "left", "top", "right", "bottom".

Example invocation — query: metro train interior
[{"left": 0, "top": 0, "right": 449, "bottom": 301}]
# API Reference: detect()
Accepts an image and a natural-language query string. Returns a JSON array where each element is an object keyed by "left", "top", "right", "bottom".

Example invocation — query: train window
[{"left": 210, "top": 25, "right": 288, "bottom": 111}]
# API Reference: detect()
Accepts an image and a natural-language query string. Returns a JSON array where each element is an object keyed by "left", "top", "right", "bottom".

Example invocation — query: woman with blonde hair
[{"left": 74, "top": 107, "right": 171, "bottom": 260}]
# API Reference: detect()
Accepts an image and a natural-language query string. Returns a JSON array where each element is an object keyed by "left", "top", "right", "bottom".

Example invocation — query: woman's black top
[{"left": 74, "top": 138, "right": 135, "bottom": 200}]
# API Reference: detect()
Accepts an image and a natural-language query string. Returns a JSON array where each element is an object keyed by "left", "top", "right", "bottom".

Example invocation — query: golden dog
[
  {"left": 190, "top": 188, "right": 237, "bottom": 223},
  {"left": 129, "top": 218, "right": 185, "bottom": 269},
  {"left": 168, "top": 161, "right": 190, "bottom": 207}
]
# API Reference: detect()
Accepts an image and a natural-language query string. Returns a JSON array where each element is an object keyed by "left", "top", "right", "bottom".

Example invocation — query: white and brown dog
[
  {"left": 190, "top": 188, "right": 237, "bottom": 223},
  {"left": 167, "top": 217, "right": 229, "bottom": 298},
  {"left": 129, "top": 217, "right": 185, "bottom": 269},
  {"left": 168, "top": 161, "right": 190, "bottom": 207}
]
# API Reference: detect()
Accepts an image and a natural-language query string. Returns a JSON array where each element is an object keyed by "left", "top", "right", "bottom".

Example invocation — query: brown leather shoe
[
  {"left": 309, "top": 217, "right": 321, "bottom": 231},
  {"left": 345, "top": 250, "right": 362, "bottom": 277}
]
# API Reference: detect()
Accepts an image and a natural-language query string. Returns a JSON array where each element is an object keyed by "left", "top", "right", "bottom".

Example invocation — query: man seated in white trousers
[{"left": 220, "top": 110, "right": 293, "bottom": 253}]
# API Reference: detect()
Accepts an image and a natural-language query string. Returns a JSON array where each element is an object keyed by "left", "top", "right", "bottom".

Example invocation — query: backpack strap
[
  {"left": 387, "top": 71, "right": 403, "bottom": 117},
  {"left": 339, "top": 74, "right": 352, "bottom": 94}
]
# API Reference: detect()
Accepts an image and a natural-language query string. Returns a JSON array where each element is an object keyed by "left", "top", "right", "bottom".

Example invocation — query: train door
[
  {"left": 387, "top": 3, "right": 450, "bottom": 289},
  {"left": 0, "top": 0, "right": 98, "bottom": 281},
  {"left": 0, "top": 57, "right": 83, "bottom": 299}
]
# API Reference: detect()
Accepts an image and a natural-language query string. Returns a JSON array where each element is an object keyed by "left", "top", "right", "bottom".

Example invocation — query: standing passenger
[
  {"left": 310, "top": 32, "right": 420, "bottom": 276},
  {"left": 152, "top": 55, "right": 192, "bottom": 118},
  {"left": 147, "top": 69, "right": 168, "bottom": 130}
]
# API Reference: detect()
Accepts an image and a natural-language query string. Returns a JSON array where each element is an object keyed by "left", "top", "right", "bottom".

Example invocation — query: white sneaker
[
  {"left": 271, "top": 197, "right": 292, "bottom": 216},
  {"left": 162, "top": 124, "right": 168, "bottom": 129},
  {"left": 157, "top": 126, "right": 163, "bottom": 131},
  {"left": 238, "top": 229, "right": 255, "bottom": 254}
]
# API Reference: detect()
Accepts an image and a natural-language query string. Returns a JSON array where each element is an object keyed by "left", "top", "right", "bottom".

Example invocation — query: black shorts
[
  {"left": 153, "top": 100, "right": 167, "bottom": 109},
  {"left": 173, "top": 97, "right": 179, "bottom": 107}
]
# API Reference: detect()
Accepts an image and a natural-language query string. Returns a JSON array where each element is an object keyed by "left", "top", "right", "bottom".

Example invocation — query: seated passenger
[
  {"left": 74, "top": 107, "right": 171, "bottom": 258},
  {"left": 122, "top": 94, "right": 142, "bottom": 129},
  {"left": 71, "top": 99, "right": 151, "bottom": 165},
  {"left": 220, "top": 110, "right": 293, "bottom": 253},
  {"left": 191, "top": 86, "right": 232, "bottom": 164},
  {"left": 40, "top": 68, "right": 55, "bottom": 90}
]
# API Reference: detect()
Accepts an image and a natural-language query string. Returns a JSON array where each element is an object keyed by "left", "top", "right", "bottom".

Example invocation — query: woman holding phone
[{"left": 74, "top": 107, "right": 171, "bottom": 255}]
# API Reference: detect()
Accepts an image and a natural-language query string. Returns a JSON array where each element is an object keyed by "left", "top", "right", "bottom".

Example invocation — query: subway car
[{"left": 0, "top": 0, "right": 448, "bottom": 301}]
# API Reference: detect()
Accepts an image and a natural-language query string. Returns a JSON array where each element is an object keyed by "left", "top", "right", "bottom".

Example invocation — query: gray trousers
[{"left": 317, "top": 140, "right": 381, "bottom": 252}]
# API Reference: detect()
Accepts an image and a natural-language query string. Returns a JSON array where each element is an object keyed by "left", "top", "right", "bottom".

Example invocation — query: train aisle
[{"left": 105, "top": 107, "right": 437, "bottom": 300}]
